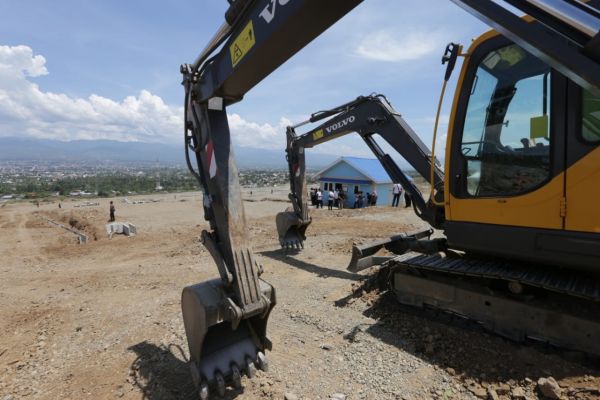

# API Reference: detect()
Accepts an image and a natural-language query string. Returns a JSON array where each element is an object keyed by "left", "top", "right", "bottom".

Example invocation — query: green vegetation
[
  {"left": 0, "top": 165, "right": 321, "bottom": 198},
  {"left": 0, "top": 170, "right": 197, "bottom": 198}
]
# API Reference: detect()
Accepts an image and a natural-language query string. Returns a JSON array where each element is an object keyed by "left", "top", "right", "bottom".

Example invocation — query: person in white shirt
[
  {"left": 316, "top": 189, "right": 323, "bottom": 208},
  {"left": 333, "top": 189, "right": 339, "bottom": 208},
  {"left": 392, "top": 183, "right": 403, "bottom": 207},
  {"left": 328, "top": 189, "right": 335, "bottom": 210},
  {"left": 371, "top": 189, "right": 378, "bottom": 206}
]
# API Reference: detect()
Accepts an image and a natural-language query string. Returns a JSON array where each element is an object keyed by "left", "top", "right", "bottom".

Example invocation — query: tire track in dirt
[{"left": 15, "top": 212, "right": 35, "bottom": 249}]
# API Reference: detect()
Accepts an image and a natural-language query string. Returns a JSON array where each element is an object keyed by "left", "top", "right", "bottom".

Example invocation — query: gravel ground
[{"left": 0, "top": 189, "right": 598, "bottom": 400}]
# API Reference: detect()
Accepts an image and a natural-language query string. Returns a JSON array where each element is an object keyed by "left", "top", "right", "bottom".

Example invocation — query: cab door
[
  {"left": 447, "top": 38, "right": 566, "bottom": 233},
  {"left": 565, "top": 83, "right": 600, "bottom": 233}
]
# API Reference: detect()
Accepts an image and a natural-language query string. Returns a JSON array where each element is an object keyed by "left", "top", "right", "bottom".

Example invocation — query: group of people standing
[
  {"left": 310, "top": 183, "right": 411, "bottom": 210},
  {"left": 353, "top": 190, "right": 378, "bottom": 209},
  {"left": 311, "top": 188, "right": 345, "bottom": 210}
]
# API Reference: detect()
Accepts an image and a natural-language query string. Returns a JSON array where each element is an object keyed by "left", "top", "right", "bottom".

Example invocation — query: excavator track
[
  {"left": 385, "top": 252, "right": 600, "bottom": 357},
  {"left": 390, "top": 252, "right": 600, "bottom": 301}
]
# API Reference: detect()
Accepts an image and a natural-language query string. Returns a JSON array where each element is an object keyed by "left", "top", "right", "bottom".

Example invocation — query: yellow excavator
[{"left": 180, "top": 0, "right": 600, "bottom": 397}]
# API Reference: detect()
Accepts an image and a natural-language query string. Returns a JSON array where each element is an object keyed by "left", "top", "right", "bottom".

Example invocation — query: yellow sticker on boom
[
  {"left": 230, "top": 21, "right": 255, "bottom": 67},
  {"left": 313, "top": 129, "right": 324, "bottom": 140}
]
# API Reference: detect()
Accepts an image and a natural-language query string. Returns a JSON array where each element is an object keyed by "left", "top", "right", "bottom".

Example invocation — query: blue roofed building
[{"left": 313, "top": 156, "right": 393, "bottom": 207}]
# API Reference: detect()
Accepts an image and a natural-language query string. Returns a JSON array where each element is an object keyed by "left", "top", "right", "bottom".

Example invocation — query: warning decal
[
  {"left": 312, "top": 129, "right": 324, "bottom": 141},
  {"left": 205, "top": 140, "right": 217, "bottom": 178},
  {"left": 230, "top": 21, "right": 255, "bottom": 67}
]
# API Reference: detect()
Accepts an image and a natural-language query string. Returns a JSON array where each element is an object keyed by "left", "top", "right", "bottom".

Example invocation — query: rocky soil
[{"left": 0, "top": 188, "right": 598, "bottom": 399}]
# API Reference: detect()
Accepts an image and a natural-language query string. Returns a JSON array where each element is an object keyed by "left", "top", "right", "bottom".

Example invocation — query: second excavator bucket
[
  {"left": 182, "top": 278, "right": 276, "bottom": 399},
  {"left": 275, "top": 208, "right": 311, "bottom": 249},
  {"left": 347, "top": 229, "right": 439, "bottom": 272}
]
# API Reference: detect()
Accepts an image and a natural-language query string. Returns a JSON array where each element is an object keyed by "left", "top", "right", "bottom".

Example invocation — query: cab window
[
  {"left": 460, "top": 44, "right": 552, "bottom": 197},
  {"left": 582, "top": 88, "right": 600, "bottom": 142}
]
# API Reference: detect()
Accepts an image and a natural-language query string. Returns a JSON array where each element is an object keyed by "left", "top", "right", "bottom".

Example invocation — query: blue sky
[{"left": 0, "top": 0, "right": 489, "bottom": 157}]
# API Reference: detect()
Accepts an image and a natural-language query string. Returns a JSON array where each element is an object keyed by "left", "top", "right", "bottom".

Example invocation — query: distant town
[{"left": 0, "top": 160, "right": 314, "bottom": 200}]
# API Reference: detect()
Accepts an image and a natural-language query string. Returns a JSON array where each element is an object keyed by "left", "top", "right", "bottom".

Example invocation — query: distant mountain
[
  {"left": 0, "top": 137, "right": 337, "bottom": 168},
  {"left": 0, "top": 137, "right": 181, "bottom": 163}
]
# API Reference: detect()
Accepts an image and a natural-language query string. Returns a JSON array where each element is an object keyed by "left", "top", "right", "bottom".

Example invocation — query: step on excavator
[{"left": 180, "top": 0, "right": 600, "bottom": 397}]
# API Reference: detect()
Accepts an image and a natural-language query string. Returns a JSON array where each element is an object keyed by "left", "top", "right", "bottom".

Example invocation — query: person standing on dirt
[
  {"left": 109, "top": 201, "right": 116, "bottom": 222},
  {"left": 392, "top": 183, "right": 402, "bottom": 207},
  {"left": 333, "top": 189, "right": 339, "bottom": 208},
  {"left": 328, "top": 189, "right": 334, "bottom": 210},
  {"left": 316, "top": 189, "right": 323, "bottom": 208}
]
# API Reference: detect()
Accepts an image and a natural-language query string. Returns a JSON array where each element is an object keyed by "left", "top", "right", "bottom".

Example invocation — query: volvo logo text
[
  {"left": 259, "top": 0, "right": 291, "bottom": 24},
  {"left": 325, "top": 116, "right": 355, "bottom": 133}
]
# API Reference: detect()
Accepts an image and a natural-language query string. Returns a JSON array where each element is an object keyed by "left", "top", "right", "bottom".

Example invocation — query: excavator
[
  {"left": 180, "top": 0, "right": 600, "bottom": 398},
  {"left": 275, "top": 93, "right": 446, "bottom": 251}
]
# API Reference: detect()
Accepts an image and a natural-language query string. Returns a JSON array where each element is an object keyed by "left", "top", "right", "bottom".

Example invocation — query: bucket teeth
[
  {"left": 256, "top": 351, "right": 269, "bottom": 372},
  {"left": 276, "top": 211, "right": 310, "bottom": 250},
  {"left": 245, "top": 356, "right": 257, "bottom": 378},
  {"left": 199, "top": 381, "right": 209, "bottom": 400},
  {"left": 231, "top": 363, "right": 242, "bottom": 389},
  {"left": 281, "top": 239, "right": 304, "bottom": 250},
  {"left": 214, "top": 371, "right": 226, "bottom": 397}
]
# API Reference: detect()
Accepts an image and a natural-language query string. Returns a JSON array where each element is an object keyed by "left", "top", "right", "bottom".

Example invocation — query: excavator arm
[
  {"left": 276, "top": 94, "right": 446, "bottom": 249},
  {"left": 179, "top": 1, "right": 363, "bottom": 398}
]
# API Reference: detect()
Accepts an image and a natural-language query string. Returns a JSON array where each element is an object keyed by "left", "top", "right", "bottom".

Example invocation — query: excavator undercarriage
[
  {"left": 390, "top": 254, "right": 600, "bottom": 356},
  {"left": 351, "top": 242, "right": 600, "bottom": 357}
]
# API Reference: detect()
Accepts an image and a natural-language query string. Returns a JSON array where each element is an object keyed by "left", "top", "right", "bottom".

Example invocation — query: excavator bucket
[
  {"left": 347, "top": 229, "right": 437, "bottom": 272},
  {"left": 182, "top": 278, "right": 276, "bottom": 399},
  {"left": 276, "top": 208, "right": 311, "bottom": 249}
]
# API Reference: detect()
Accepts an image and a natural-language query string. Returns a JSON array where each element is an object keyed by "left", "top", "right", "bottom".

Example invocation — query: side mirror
[{"left": 442, "top": 43, "right": 460, "bottom": 81}]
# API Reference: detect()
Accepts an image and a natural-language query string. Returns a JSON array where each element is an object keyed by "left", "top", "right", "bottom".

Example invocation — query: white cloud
[
  {"left": 0, "top": 45, "right": 291, "bottom": 150},
  {"left": 0, "top": 45, "right": 182, "bottom": 142},
  {"left": 356, "top": 30, "right": 441, "bottom": 62},
  {"left": 0, "top": 45, "right": 48, "bottom": 77},
  {"left": 227, "top": 114, "right": 291, "bottom": 150}
]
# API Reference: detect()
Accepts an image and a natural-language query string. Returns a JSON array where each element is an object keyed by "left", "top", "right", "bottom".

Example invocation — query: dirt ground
[{"left": 0, "top": 188, "right": 598, "bottom": 400}]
